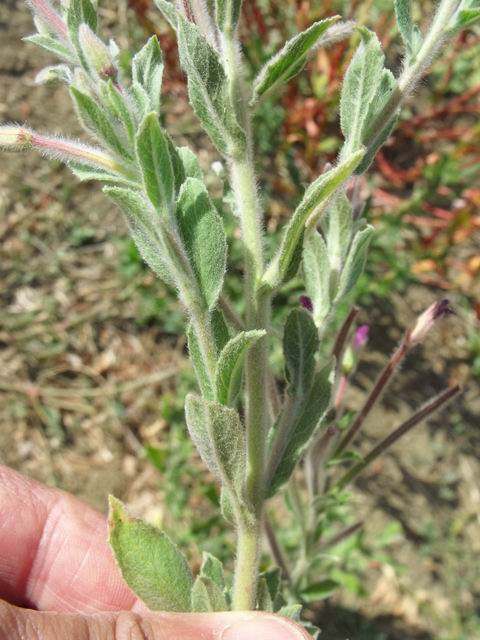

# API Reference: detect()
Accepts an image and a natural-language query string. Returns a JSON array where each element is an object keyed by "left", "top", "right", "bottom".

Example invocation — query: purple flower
[
  {"left": 353, "top": 324, "right": 369, "bottom": 350},
  {"left": 409, "top": 299, "right": 455, "bottom": 345},
  {"left": 300, "top": 295, "right": 313, "bottom": 313}
]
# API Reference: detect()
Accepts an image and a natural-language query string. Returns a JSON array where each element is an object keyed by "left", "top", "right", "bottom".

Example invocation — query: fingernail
[{"left": 221, "top": 615, "right": 308, "bottom": 640}]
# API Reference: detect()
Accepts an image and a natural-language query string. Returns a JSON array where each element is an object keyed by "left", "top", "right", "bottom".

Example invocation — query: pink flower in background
[{"left": 354, "top": 324, "right": 369, "bottom": 350}]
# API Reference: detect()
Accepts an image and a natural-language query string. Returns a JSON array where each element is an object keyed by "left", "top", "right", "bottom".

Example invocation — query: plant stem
[{"left": 221, "top": 24, "right": 270, "bottom": 610}]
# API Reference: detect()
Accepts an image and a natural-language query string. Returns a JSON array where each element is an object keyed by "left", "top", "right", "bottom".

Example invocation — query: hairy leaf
[
  {"left": 303, "top": 231, "right": 331, "bottom": 329},
  {"left": 200, "top": 552, "right": 225, "bottom": 590},
  {"left": 177, "top": 178, "right": 227, "bottom": 309},
  {"left": 179, "top": 146, "right": 203, "bottom": 180},
  {"left": 215, "top": 0, "right": 243, "bottom": 32},
  {"left": 394, "top": 0, "right": 413, "bottom": 53},
  {"left": 108, "top": 497, "right": 193, "bottom": 611},
  {"left": 251, "top": 17, "right": 340, "bottom": 104},
  {"left": 335, "top": 225, "right": 374, "bottom": 301},
  {"left": 325, "top": 192, "right": 353, "bottom": 275},
  {"left": 191, "top": 576, "right": 228, "bottom": 612},
  {"left": 283, "top": 309, "right": 319, "bottom": 395},
  {"left": 132, "top": 36, "right": 164, "bottom": 115},
  {"left": 187, "top": 324, "right": 214, "bottom": 399},
  {"left": 340, "top": 28, "right": 384, "bottom": 156},
  {"left": 136, "top": 112, "right": 175, "bottom": 215},
  {"left": 215, "top": 330, "right": 266, "bottom": 405},
  {"left": 100, "top": 80, "right": 135, "bottom": 145},
  {"left": 154, "top": 0, "right": 179, "bottom": 30},
  {"left": 185, "top": 394, "right": 245, "bottom": 498}
]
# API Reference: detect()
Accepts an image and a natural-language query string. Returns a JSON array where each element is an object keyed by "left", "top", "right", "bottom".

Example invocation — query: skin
[{"left": 0, "top": 465, "right": 310, "bottom": 640}]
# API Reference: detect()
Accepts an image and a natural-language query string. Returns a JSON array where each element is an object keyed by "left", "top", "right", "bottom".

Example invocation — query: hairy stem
[{"left": 221, "top": 23, "right": 270, "bottom": 611}]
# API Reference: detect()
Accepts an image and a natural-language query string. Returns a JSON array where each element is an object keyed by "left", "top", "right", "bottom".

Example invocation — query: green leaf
[
  {"left": 325, "top": 192, "right": 353, "bottom": 275},
  {"left": 270, "top": 364, "right": 333, "bottom": 495},
  {"left": 176, "top": 17, "right": 245, "bottom": 155},
  {"left": 103, "top": 186, "right": 175, "bottom": 286},
  {"left": 211, "top": 308, "right": 231, "bottom": 352},
  {"left": 187, "top": 324, "right": 214, "bottom": 399},
  {"left": 100, "top": 80, "right": 136, "bottom": 145},
  {"left": 179, "top": 146, "right": 203, "bottom": 180},
  {"left": 266, "top": 149, "right": 364, "bottom": 288},
  {"left": 67, "top": 0, "right": 97, "bottom": 57},
  {"left": 191, "top": 575, "right": 228, "bottom": 612},
  {"left": 450, "top": 7, "right": 480, "bottom": 31},
  {"left": 277, "top": 604, "right": 302, "bottom": 621},
  {"left": 215, "top": 0, "right": 243, "bottom": 32},
  {"left": 185, "top": 394, "right": 245, "bottom": 499},
  {"left": 108, "top": 496, "right": 193, "bottom": 611},
  {"left": 394, "top": 0, "right": 413, "bottom": 53},
  {"left": 70, "top": 163, "right": 138, "bottom": 188},
  {"left": 335, "top": 225, "right": 374, "bottom": 301},
  {"left": 24, "top": 34, "right": 76, "bottom": 63},
  {"left": 165, "top": 135, "right": 187, "bottom": 195},
  {"left": 71, "top": 86, "right": 132, "bottom": 159},
  {"left": 132, "top": 36, "right": 164, "bottom": 115},
  {"left": 301, "top": 579, "right": 339, "bottom": 602},
  {"left": 215, "top": 330, "right": 266, "bottom": 405},
  {"left": 257, "top": 577, "right": 274, "bottom": 612},
  {"left": 303, "top": 231, "right": 331, "bottom": 329},
  {"left": 136, "top": 113, "right": 175, "bottom": 215},
  {"left": 355, "top": 68, "right": 398, "bottom": 175},
  {"left": 200, "top": 552, "right": 225, "bottom": 590},
  {"left": 340, "top": 28, "right": 385, "bottom": 156},
  {"left": 177, "top": 178, "right": 227, "bottom": 309},
  {"left": 251, "top": 17, "right": 340, "bottom": 105},
  {"left": 283, "top": 309, "right": 319, "bottom": 395},
  {"left": 154, "top": 0, "right": 179, "bottom": 30}
]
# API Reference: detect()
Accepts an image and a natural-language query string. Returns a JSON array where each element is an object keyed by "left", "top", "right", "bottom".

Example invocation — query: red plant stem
[
  {"left": 334, "top": 336, "right": 410, "bottom": 455},
  {"left": 264, "top": 515, "right": 291, "bottom": 582},
  {"left": 318, "top": 521, "right": 363, "bottom": 551},
  {"left": 334, "top": 385, "right": 461, "bottom": 492},
  {"left": 331, "top": 306, "right": 361, "bottom": 361}
]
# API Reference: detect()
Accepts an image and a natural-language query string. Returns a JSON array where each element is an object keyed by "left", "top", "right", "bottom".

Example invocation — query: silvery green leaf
[
  {"left": 108, "top": 496, "right": 193, "bottom": 612},
  {"left": 35, "top": 64, "right": 72, "bottom": 84},
  {"left": 303, "top": 231, "right": 331, "bottom": 329},
  {"left": 335, "top": 225, "right": 374, "bottom": 301},
  {"left": 355, "top": 68, "right": 398, "bottom": 174},
  {"left": 154, "top": 0, "right": 179, "bottom": 30},
  {"left": 220, "top": 487, "right": 236, "bottom": 523},
  {"left": 449, "top": 7, "right": 480, "bottom": 31},
  {"left": 277, "top": 604, "right": 303, "bottom": 620},
  {"left": 215, "top": 330, "right": 266, "bottom": 405},
  {"left": 269, "top": 364, "right": 333, "bottom": 495},
  {"left": 340, "top": 28, "right": 384, "bottom": 156},
  {"left": 187, "top": 324, "right": 214, "bottom": 399},
  {"left": 136, "top": 112, "right": 175, "bottom": 216},
  {"left": 200, "top": 552, "right": 225, "bottom": 590},
  {"left": 283, "top": 309, "right": 319, "bottom": 396},
  {"left": 24, "top": 34, "right": 76, "bottom": 63},
  {"left": 67, "top": 0, "right": 97, "bottom": 57},
  {"left": 211, "top": 308, "right": 230, "bottom": 352},
  {"left": 251, "top": 17, "right": 340, "bottom": 105},
  {"left": 267, "top": 149, "right": 364, "bottom": 287},
  {"left": 179, "top": 146, "right": 203, "bottom": 180},
  {"left": 176, "top": 178, "right": 227, "bottom": 309},
  {"left": 100, "top": 80, "right": 135, "bottom": 145},
  {"left": 103, "top": 186, "right": 175, "bottom": 287},
  {"left": 176, "top": 17, "right": 245, "bottom": 155},
  {"left": 132, "top": 36, "right": 164, "bottom": 115},
  {"left": 257, "top": 577, "right": 274, "bottom": 612},
  {"left": 71, "top": 86, "right": 133, "bottom": 160},
  {"left": 165, "top": 135, "right": 187, "bottom": 194},
  {"left": 215, "top": 0, "right": 243, "bottom": 32},
  {"left": 394, "top": 0, "right": 413, "bottom": 53},
  {"left": 70, "top": 163, "right": 139, "bottom": 188},
  {"left": 185, "top": 394, "right": 246, "bottom": 498},
  {"left": 191, "top": 576, "right": 228, "bottom": 612},
  {"left": 325, "top": 192, "right": 353, "bottom": 275}
]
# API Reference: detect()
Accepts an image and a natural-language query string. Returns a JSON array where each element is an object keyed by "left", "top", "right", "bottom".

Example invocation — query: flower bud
[
  {"left": 78, "top": 24, "right": 117, "bottom": 80},
  {"left": 27, "top": 0, "right": 68, "bottom": 40},
  {"left": 409, "top": 299, "right": 454, "bottom": 345},
  {"left": 299, "top": 295, "right": 313, "bottom": 313},
  {"left": 0, "top": 126, "right": 33, "bottom": 150}
]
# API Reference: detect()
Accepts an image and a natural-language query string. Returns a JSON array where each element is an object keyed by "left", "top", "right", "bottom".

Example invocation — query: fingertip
[{"left": 220, "top": 614, "right": 312, "bottom": 640}]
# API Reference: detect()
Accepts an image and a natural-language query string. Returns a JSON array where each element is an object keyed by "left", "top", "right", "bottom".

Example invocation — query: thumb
[{"left": 0, "top": 600, "right": 312, "bottom": 639}]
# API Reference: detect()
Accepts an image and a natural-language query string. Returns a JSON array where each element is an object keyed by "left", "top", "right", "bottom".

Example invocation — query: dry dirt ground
[{"left": 1, "top": 3, "right": 479, "bottom": 639}]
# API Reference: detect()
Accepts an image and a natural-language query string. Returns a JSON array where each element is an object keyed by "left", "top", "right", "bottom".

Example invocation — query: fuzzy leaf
[
  {"left": 325, "top": 192, "right": 353, "bottom": 275},
  {"left": 136, "top": 113, "right": 175, "bottom": 215},
  {"left": 177, "top": 178, "right": 227, "bottom": 309},
  {"left": 176, "top": 17, "right": 245, "bottom": 155},
  {"left": 215, "top": 330, "right": 266, "bottom": 405},
  {"left": 70, "top": 163, "right": 138, "bottom": 188},
  {"left": 132, "top": 36, "right": 164, "bottom": 115},
  {"left": 340, "top": 28, "right": 385, "bottom": 155},
  {"left": 104, "top": 186, "right": 175, "bottom": 286},
  {"left": 200, "top": 552, "right": 225, "bottom": 590},
  {"left": 187, "top": 325, "right": 214, "bottom": 399},
  {"left": 71, "top": 86, "right": 132, "bottom": 159},
  {"left": 303, "top": 231, "right": 331, "bottom": 329},
  {"left": 154, "top": 0, "right": 179, "bottom": 30},
  {"left": 67, "top": 0, "right": 97, "bottom": 57},
  {"left": 277, "top": 604, "right": 303, "bottom": 620},
  {"left": 185, "top": 394, "right": 245, "bottom": 498},
  {"left": 24, "top": 34, "right": 76, "bottom": 63},
  {"left": 108, "top": 496, "right": 193, "bottom": 611},
  {"left": 215, "top": 0, "right": 243, "bottom": 31},
  {"left": 179, "top": 146, "right": 203, "bottom": 180},
  {"left": 283, "top": 309, "right": 319, "bottom": 395},
  {"left": 35, "top": 63, "right": 72, "bottom": 84},
  {"left": 267, "top": 149, "right": 364, "bottom": 287},
  {"left": 191, "top": 576, "right": 228, "bottom": 612},
  {"left": 251, "top": 17, "right": 340, "bottom": 104},
  {"left": 257, "top": 577, "right": 274, "bottom": 612},
  {"left": 450, "top": 7, "right": 480, "bottom": 31},
  {"left": 394, "top": 0, "right": 413, "bottom": 52},
  {"left": 335, "top": 225, "right": 374, "bottom": 301},
  {"left": 270, "top": 364, "right": 333, "bottom": 495},
  {"left": 100, "top": 80, "right": 135, "bottom": 145}
]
